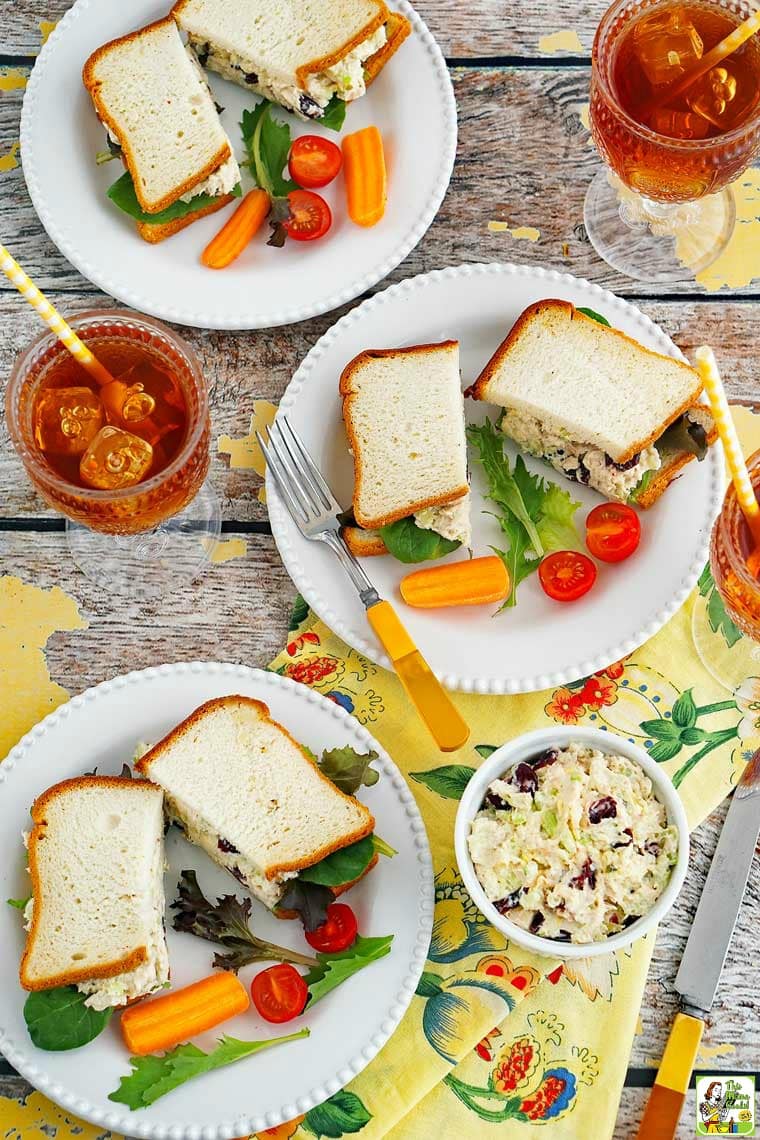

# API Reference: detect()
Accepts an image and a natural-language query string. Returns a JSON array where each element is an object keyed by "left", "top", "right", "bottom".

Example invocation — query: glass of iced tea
[
  {"left": 6, "top": 310, "right": 220, "bottom": 597},
  {"left": 587, "top": 0, "right": 760, "bottom": 282},
  {"left": 710, "top": 448, "right": 760, "bottom": 639}
]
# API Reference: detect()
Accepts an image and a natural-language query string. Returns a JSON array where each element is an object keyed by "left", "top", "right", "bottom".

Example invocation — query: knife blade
[
  {"left": 635, "top": 749, "right": 760, "bottom": 1139},
  {"left": 674, "top": 747, "right": 760, "bottom": 1015}
]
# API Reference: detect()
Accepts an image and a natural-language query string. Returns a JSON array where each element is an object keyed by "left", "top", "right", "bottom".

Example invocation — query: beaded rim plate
[{"left": 0, "top": 662, "right": 433, "bottom": 1138}]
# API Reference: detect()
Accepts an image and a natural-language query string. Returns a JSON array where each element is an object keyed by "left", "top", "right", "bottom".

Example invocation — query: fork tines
[{"left": 256, "top": 416, "right": 340, "bottom": 532}]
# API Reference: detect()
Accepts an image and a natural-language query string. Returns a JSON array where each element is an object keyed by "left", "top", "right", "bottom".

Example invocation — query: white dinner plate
[
  {"left": 268, "top": 262, "right": 726, "bottom": 694},
  {"left": 20, "top": 1, "right": 456, "bottom": 330},
  {"left": 0, "top": 662, "right": 433, "bottom": 1139}
]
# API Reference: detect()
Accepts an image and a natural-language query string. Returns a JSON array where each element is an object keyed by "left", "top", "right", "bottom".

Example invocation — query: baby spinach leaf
[
  {"left": 576, "top": 307, "right": 611, "bottom": 326},
  {"left": 379, "top": 517, "right": 461, "bottom": 564},
  {"left": 107, "top": 171, "right": 241, "bottom": 225},
  {"left": 298, "top": 835, "right": 375, "bottom": 887},
  {"left": 24, "top": 986, "right": 112, "bottom": 1051},
  {"left": 304, "top": 935, "right": 393, "bottom": 1007},
  {"left": 317, "top": 746, "right": 380, "bottom": 795},
  {"left": 319, "top": 94, "right": 348, "bottom": 132},
  {"left": 109, "top": 1030, "right": 309, "bottom": 1109}
]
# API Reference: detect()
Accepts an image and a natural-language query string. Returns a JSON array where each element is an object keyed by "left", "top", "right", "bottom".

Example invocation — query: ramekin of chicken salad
[{"left": 454, "top": 727, "right": 689, "bottom": 958}]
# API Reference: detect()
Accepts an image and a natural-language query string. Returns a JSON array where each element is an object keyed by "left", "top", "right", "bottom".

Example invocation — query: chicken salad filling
[
  {"left": 468, "top": 742, "right": 678, "bottom": 943},
  {"left": 188, "top": 25, "right": 387, "bottom": 120}
]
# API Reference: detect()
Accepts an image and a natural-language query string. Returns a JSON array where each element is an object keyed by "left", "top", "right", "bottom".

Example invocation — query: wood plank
[
  {"left": 2, "top": 0, "right": 604, "bottom": 61},
  {"left": 0, "top": 291, "right": 758, "bottom": 520},
  {"left": 2, "top": 68, "right": 759, "bottom": 300}
]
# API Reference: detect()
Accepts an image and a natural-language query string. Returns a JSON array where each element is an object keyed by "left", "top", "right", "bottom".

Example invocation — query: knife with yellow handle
[
  {"left": 258, "top": 417, "right": 471, "bottom": 754},
  {"left": 636, "top": 748, "right": 760, "bottom": 1139},
  {"left": 366, "top": 600, "right": 470, "bottom": 752}
]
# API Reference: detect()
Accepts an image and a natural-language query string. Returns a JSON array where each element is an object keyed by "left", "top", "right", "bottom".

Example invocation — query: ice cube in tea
[
  {"left": 633, "top": 8, "right": 703, "bottom": 86},
  {"left": 79, "top": 426, "right": 153, "bottom": 490},
  {"left": 33, "top": 386, "right": 104, "bottom": 456},
  {"left": 686, "top": 64, "right": 759, "bottom": 129},
  {"left": 648, "top": 106, "right": 711, "bottom": 138}
]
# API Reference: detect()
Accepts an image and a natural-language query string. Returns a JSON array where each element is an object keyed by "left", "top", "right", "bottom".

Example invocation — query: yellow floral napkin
[{"left": 2, "top": 412, "right": 759, "bottom": 1140}]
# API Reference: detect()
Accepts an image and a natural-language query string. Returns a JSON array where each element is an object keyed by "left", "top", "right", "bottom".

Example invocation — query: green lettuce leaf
[
  {"left": 319, "top": 94, "right": 348, "bottom": 131},
  {"left": 468, "top": 420, "right": 582, "bottom": 608},
  {"left": 317, "top": 746, "right": 379, "bottom": 795},
  {"left": 109, "top": 1031, "right": 309, "bottom": 1109},
  {"left": 241, "top": 101, "right": 298, "bottom": 198},
  {"left": 534, "top": 481, "right": 583, "bottom": 553},
  {"left": 107, "top": 171, "right": 241, "bottom": 225},
  {"left": 304, "top": 935, "right": 393, "bottom": 1007},
  {"left": 379, "top": 517, "right": 461, "bottom": 564},
  {"left": 7, "top": 896, "right": 30, "bottom": 909}
]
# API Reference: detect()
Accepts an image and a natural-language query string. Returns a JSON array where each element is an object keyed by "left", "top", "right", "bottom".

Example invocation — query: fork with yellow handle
[{"left": 258, "top": 416, "right": 470, "bottom": 753}]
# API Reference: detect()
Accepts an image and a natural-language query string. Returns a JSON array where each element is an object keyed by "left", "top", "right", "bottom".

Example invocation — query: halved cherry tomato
[
  {"left": 585, "top": 502, "right": 641, "bottom": 563},
  {"left": 539, "top": 550, "right": 597, "bottom": 602},
  {"left": 304, "top": 903, "right": 358, "bottom": 953},
  {"left": 288, "top": 135, "right": 343, "bottom": 188},
  {"left": 251, "top": 964, "right": 308, "bottom": 1023},
  {"left": 284, "top": 189, "right": 332, "bottom": 241}
]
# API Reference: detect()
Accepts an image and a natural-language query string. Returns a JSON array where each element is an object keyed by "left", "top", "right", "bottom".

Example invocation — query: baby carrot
[
  {"left": 120, "top": 972, "right": 249, "bottom": 1055},
  {"left": 342, "top": 126, "right": 387, "bottom": 227},
  {"left": 201, "top": 189, "right": 270, "bottom": 269},
  {"left": 400, "top": 556, "right": 510, "bottom": 608}
]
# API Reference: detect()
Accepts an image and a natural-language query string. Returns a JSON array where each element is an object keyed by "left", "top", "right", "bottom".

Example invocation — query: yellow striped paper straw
[
  {"left": 664, "top": 8, "right": 760, "bottom": 104},
  {"left": 695, "top": 345, "right": 760, "bottom": 548},
  {"left": 0, "top": 242, "right": 114, "bottom": 387}
]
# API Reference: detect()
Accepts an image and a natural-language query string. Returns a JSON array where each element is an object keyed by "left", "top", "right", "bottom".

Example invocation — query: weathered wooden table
[{"left": 1, "top": 3, "right": 758, "bottom": 1136}]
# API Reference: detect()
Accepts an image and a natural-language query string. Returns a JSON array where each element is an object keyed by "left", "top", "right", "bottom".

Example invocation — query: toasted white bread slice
[
  {"left": 468, "top": 299, "right": 704, "bottom": 465},
  {"left": 341, "top": 524, "right": 388, "bottom": 556},
  {"left": 83, "top": 17, "right": 236, "bottom": 214},
  {"left": 20, "top": 777, "right": 169, "bottom": 1008},
  {"left": 172, "top": 0, "right": 410, "bottom": 117},
  {"left": 136, "top": 696, "right": 375, "bottom": 909},
  {"left": 135, "top": 191, "right": 235, "bottom": 244},
  {"left": 340, "top": 341, "right": 469, "bottom": 532}
]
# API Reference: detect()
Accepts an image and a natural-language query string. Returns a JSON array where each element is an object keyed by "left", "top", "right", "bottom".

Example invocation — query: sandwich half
[
  {"left": 19, "top": 776, "right": 169, "bottom": 1011},
  {"left": 172, "top": 0, "right": 411, "bottom": 121},
  {"left": 83, "top": 17, "right": 241, "bottom": 243},
  {"left": 340, "top": 341, "right": 472, "bottom": 560},
  {"left": 466, "top": 300, "right": 717, "bottom": 507},
  {"left": 136, "top": 696, "right": 377, "bottom": 915}
]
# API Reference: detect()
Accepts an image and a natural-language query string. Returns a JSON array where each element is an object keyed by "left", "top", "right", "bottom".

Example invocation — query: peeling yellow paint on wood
[
  {"left": 0, "top": 142, "right": 20, "bottom": 173},
  {"left": 695, "top": 169, "right": 760, "bottom": 292},
  {"left": 538, "top": 29, "right": 584, "bottom": 53},
  {"left": 39, "top": 20, "right": 57, "bottom": 47},
  {"left": 488, "top": 221, "right": 541, "bottom": 241},
  {"left": 0, "top": 1090, "right": 123, "bottom": 1139},
  {"left": 0, "top": 68, "right": 27, "bottom": 92},
  {"left": 201, "top": 536, "right": 248, "bottom": 564},
  {"left": 218, "top": 400, "right": 278, "bottom": 474},
  {"left": 697, "top": 1041, "right": 737, "bottom": 1063},
  {"left": 0, "top": 576, "right": 87, "bottom": 760}
]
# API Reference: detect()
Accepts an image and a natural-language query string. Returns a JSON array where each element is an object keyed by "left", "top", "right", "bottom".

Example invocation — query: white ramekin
[{"left": 454, "top": 725, "right": 689, "bottom": 960}]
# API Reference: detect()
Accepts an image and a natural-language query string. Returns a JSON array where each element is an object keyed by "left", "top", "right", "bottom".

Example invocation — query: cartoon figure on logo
[{"left": 700, "top": 1081, "right": 729, "bottom": 1132}]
